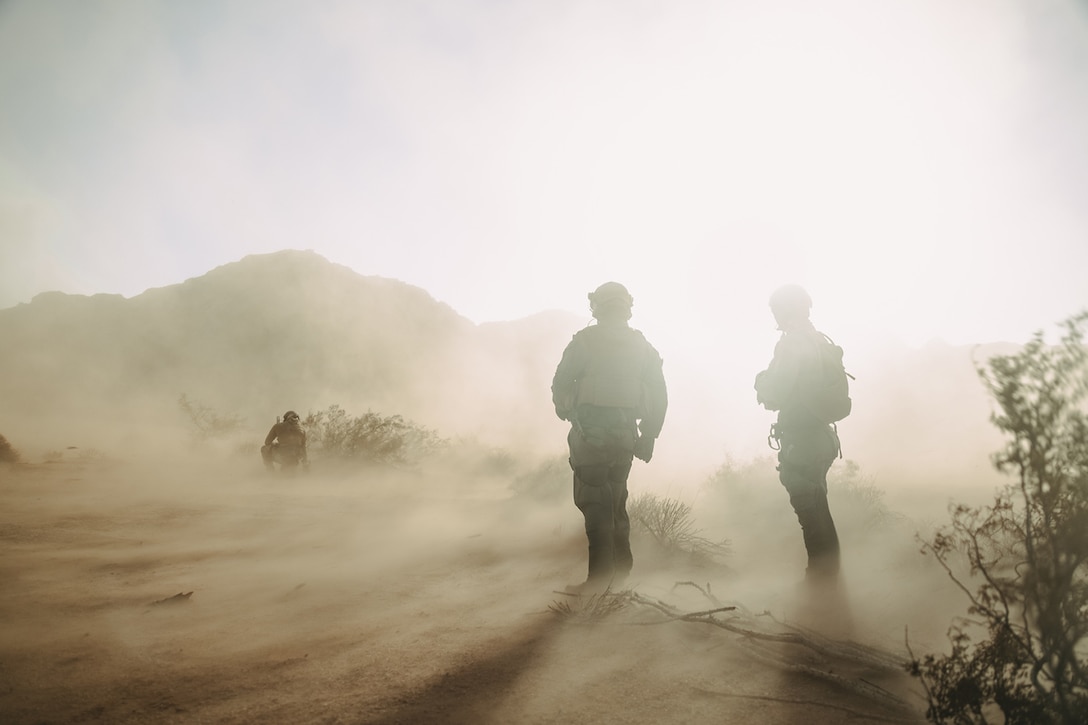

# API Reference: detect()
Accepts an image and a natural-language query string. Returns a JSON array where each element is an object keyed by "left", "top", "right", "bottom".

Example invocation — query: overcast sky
[{"left": 2, "top": 0, "right": 1087, "bottom": 354}]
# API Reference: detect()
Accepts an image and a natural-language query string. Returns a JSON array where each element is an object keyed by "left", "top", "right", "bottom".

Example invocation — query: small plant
[
  {"left": 0, "top": 433, "right": 19, "bottom": 464},
  {"left": 178, "top": 394, "right": 245, "bottom": 442},
  {"left": 302, "top": 405, "right": 446, "bottom": 465},
  {"left": 628, "top": 492, "right": 731, "bottom": 566},
  {"left": 510, "top": 455, "right": 571, "bottom": 501},
  {"left": 548, "top": 589, "right": 630, "bottom": 622},
  {"left": 908, "top": 311, "right": 1088, "bottom": 725},
  {"left": 828, "top": 459, "right": 903, "bottom": 535}
]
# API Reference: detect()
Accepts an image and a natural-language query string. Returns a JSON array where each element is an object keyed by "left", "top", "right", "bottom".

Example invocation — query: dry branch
[{"left": 548, "top": 582, "right": 915, "bottom": 713}]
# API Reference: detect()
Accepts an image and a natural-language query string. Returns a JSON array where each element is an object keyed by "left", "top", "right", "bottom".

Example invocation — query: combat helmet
[
  {"left": 588, "top": 281, "right": 634, "bottom": 320},
  {"left": 283, "top": 410, "right": 300, "bottom": 423},
  {"left": 768, "top": 284, "right": 812, "bottom": 317}
]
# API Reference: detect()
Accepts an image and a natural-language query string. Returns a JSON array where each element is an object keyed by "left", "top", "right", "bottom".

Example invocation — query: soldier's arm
[
  {"left": 639, "top": 349, "right": 667, "bottom": 440},
  {"left": 551, "top": 337, "right": 586, "bottom": 421},
  {"left": 264, "top": 424, "right": 279, "bottom": 446},
  {"left": 755, "top": 337, "right": 802, "bottom": 410}
]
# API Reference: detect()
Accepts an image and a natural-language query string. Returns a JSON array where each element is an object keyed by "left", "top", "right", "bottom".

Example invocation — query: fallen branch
[
  {"left": 671, "top": 580, "right": 723, "bottom": 607},
  {"left": 624, "top": 588, "right": 907, "bottom": 674},
  {"left": 549, "top": 581, "right": 916, "bottom": 714}
]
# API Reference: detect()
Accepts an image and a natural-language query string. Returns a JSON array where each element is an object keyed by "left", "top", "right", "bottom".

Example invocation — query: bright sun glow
[
  {"left": 1, "top": 0, "right": 1086, "bottom": 352},
  {"left": 414, "top": 0, "right": 1083, "bottom": 350}
]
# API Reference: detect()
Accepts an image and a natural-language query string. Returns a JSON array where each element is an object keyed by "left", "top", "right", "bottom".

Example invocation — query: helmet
[
  {"left": 283, "top": 410, "right": 300, "bottom": 422},
  {"left": 588, "top": 282, "right": 634, "bottom": 318},
  {"left": 768, "top": 284, "right": 812, "bottom": 315}
]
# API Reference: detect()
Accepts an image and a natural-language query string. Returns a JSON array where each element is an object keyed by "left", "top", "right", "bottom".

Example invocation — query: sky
[{"left": 2, "top": 0, "right": 1087, "bottom": 355}]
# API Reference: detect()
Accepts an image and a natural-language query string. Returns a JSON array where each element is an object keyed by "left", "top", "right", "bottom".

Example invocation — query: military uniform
[
  {"left": 552, "top": 320, "right": 667, "bottom": 589},
  {"left": 755, "top": 318, "right": 841, "bottom": 578},
  {"left": 261, "top": 413, "right": 308, "bottom": 470}
]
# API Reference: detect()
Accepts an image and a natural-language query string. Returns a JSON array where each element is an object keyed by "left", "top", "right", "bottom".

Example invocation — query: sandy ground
[{"left": 0, "top": 455, "right": 929, "bottom": 724}]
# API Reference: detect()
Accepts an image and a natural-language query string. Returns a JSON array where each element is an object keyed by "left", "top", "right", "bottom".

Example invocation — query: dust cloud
[
  {"left": 0, "top": 386, "right": 995, "bottom": 723},
  {"left": 0, "top": 250, "right": 1035, "bottom": 721},
  {"left": 4, "top": 0, "right": 1086, "bottom": 717}
]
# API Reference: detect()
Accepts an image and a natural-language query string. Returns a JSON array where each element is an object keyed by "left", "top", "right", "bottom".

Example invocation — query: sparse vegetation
[
  {"left": 510, "top": 455, "right": 571, "bottom": 501},
  {"left": 471, "top": 447, "right": 518, "bottom": 477},
  {"left": 908, "top": 312, "right": 1088, "bottom": 725},
  {"left": 628, "top": 492, "right": 731, "bottom": 566},
  {"left": 302, "top": 404, "right": 447, "bottom": 465},
  {"left": 548, "top": 589, "right": 631, "bottom": 622},
  {"left": 704, "top": 454, "right": 898, "bottom": 534},
  {"left": 177, "top": 394, "right": 245, "bottom": 442},
  {"left": 828, "top": 458, "right": 904, "bottom": 535},
  {"left": 73, "top": 447, "right": 105, "bottom": 462},
  {"left": 0, "top": 433, "right": 20, "bottom": 464}
]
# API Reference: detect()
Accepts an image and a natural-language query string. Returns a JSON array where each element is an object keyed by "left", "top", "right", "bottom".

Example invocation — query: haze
[
  {"left": 2, "top": 0, "right": 1087, "bottom": 352},
  {"left": 2, "top": 3, "right": 1087, "bottom": 722}
]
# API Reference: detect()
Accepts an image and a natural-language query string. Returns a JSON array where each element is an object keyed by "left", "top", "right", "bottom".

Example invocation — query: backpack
[{"left": 803, "top": 333, "right": 853, "bottom": 424}]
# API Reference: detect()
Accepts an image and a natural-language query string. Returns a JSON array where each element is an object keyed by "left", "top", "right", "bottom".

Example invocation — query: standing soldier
[
  {"left": 261, "top": 410, "right": 309, "bottom": 471},
  {"left": 755, "top": 285, "right": 849, "bottom": 582},
  {"left": 552, "top": 282, "right": 668, "bottom": 594}
]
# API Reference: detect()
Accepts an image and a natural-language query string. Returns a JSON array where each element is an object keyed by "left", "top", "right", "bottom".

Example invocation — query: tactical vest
[
  {"left": 574, "top": 326, "right": 648, "bottom": 411},
  {"left": 277, "top": 423, "right": 305, "bottom": 448}
]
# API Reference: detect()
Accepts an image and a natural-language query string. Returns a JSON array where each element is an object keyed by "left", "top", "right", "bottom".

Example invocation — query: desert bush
[
  {"left": 828, "top": 458, "right": 905, "bottom": 535},
  {"left": 702, "top": 454, "right": 901, "bottom": 543},
  {"left": 434, "top": 440, "right": 520, "bottom": 477},
  {"left": 628, "top": 492, "right": 731, "bottom": 567},
  {"left": 0, "top": 433, "right": 19, "bottom": 464},
  {"left": 302, "top": 404, "right": 446, "bottom": 465},
  {"left": 705, "top": 455, "right": 894, "bottom": 521},
  {"left": 703, "top": 455, "right": 782, "bottom": 494},
  {"left": 73, "top": 447, "right": 104, "bottom": 461},
  {"left": 549, "top": 590, "right": 631, "bottom": 622},
  {"left": 471, "top": 447, "right": 518, "bottom": 476},
  {"left": 177, "top": 394, "right": 245, "bottom": 442},
  {"left": 908, "top": 311, "right": 1088, "bottom": 725},
  {"left": 510, "top": 455, "right": 571, "bottom": 501}
]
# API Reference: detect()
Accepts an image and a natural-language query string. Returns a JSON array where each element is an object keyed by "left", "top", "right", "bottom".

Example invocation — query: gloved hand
[{"left": 633, "top": 436, "right": 655, "bottom": 463}]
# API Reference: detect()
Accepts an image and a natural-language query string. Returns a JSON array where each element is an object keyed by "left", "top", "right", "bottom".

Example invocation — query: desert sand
[{"left": 0, "top": 448, "right": 936, "bottom": 725}]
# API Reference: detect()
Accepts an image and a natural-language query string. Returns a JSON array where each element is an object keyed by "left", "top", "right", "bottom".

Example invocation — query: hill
[
  {"left": 0, "top": 249, "right": 1014, "bottom": 497},
  {"left": 0, "top": 250, "right": 581, "bottom": 454}
]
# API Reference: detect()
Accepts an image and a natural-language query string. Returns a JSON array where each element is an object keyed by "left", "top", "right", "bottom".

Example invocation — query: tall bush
[
  {"left": 909, "top": 312, "right": 1088, "bottom": 724},
  {"left": 0, "top": 433, "right": 20, "bottom": 464},
  {"left": 302, "top": 405, "right": 446, "bottom": 465},
  {"left": 177, "top": 394, "right": 245, "bottom": 442}
]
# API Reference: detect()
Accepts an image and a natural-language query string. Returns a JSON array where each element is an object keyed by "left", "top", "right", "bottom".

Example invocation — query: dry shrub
[
  {"left": 177, "top": 394, "right": 245, "bottom": 442},
  {"left": 0, "top": 433, "right": 19, "bottom": 464},
  {"left": 628, "top": 492, "right": 730, "bottom": 567},
  {"left": 908, "top": 311, "right": 1088, "bottom": 725},
  {"left": 302, "top": 404, "right": 446, "bottom": 465},
  {"left": 510, "top": 455, "right": 570, "bottom": 502},
  {"left": 548, "top": 589, "right": 630, "bottom": 622}
]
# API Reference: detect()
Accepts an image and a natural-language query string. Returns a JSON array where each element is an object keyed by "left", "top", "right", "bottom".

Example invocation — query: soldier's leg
[
  {"left": 777, "top": 429, "right": 840, "bottom": 577},
  {"left": 608, "top": 460, "right": 634, "bottom": 582},
  {"left": 808, "top": 480, "right": 840, "bottom": 576},
  {"left": 573, "top": 463, "right": 616, "bottom": 584},
  {"left": 260, "top": 444, "right": 274, "bottom": 469}
]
